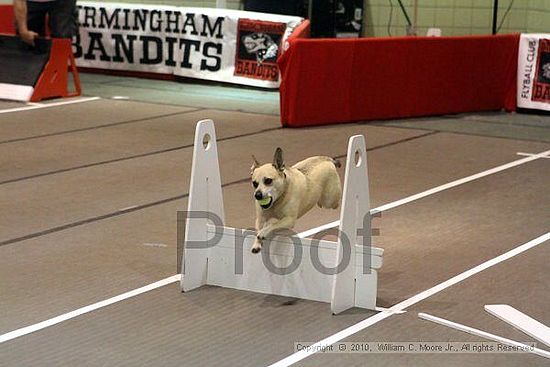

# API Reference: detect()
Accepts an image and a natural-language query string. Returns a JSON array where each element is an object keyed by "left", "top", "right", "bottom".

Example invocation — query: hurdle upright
[{"left": 180, "top": 120, "right": 384, "bottom": 314}]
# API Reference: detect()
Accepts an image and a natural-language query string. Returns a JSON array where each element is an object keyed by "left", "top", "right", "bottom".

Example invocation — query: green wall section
[
  {"left": 364, "top": 0, "right": 548, "bottom": 37},
  {"left": 84, "top": 0, "right": 549, "bottom": 36},
  {"left": 528, "top": 0, "right": 550, "bottom": 33}
]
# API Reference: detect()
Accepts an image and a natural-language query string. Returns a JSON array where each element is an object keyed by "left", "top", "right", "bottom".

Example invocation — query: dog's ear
[
  {"left": 250, "top": 155, "right": 260, "bottom": 174},
  {"left": 272, "top": 147, "right": 285, "bottom": 172}
]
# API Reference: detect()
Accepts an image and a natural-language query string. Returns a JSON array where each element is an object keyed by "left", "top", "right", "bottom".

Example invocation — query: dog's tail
[{"left": 332, "top": 158, "right": 342, "bottom": 168}]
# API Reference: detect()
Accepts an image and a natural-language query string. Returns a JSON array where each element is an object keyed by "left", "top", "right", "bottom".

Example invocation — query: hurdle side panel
[
  {"left": 181, "top": 120, "right": 225, "bottom": 292},
  {"left": 355, "top": 244, "right": 383, "bottom": 309},
  {"left": 332, "top": 135, "right": 372, "bottom": 314},
  {"left": 352, "top": 135, "right": 375, "bottom": 310},
  {"left": 355, "top": 271, "right": 378, "bottom": 309}
]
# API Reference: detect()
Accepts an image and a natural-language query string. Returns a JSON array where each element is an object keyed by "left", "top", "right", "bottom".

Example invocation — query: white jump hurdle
[{"left": 180, "top": 120, "right": 384, "bottom": 314}]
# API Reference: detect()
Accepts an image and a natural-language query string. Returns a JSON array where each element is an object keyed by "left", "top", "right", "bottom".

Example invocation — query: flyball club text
[{"left": 73, "top": 6, "right": 225, "bottom": 71}]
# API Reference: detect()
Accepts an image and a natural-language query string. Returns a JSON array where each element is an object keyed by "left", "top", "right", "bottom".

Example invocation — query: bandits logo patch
[
  {"left": 234, "top": 18, "right": 286, "bottom": 82},
  {"left": 533, "top": 38, "right": 550, "bottom": 103}
]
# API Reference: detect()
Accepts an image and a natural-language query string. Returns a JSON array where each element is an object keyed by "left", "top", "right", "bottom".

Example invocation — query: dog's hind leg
[{"left": 318, "top": 170, "right": 342, "bottom": 209}]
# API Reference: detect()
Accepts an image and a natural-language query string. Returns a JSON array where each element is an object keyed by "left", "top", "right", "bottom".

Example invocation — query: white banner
[
  {"left": 74, "top": 2, "right": 303, "bottom": 88},
  {"left": 517, "top": 33, "right": 550, "bottom": 111}
]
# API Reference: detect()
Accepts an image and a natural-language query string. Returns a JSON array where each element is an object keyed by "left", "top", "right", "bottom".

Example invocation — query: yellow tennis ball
[{"left": 258, "top": 197, "right": 271, "bottom": 206}]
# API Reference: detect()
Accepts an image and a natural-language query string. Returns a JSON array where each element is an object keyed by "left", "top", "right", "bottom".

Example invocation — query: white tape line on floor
[
  {"left": 517, "top": 152, "right": 550, "bottom": 159},
  {"left": 0, "top": 97, "right": 100, "bottom": 114},
  {"left": 0, "top": 275, "right": 180, "bottom": 344}
]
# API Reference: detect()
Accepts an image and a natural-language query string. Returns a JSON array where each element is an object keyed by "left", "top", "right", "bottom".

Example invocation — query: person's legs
[
  {"left": 49, "top": 0, "right": 77, "bottom": 38},
  {"left": 26, "top": 1, "right": 49, "bottom": 36}
]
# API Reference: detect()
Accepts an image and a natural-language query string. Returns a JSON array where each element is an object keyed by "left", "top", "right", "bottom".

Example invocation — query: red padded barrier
[
  {"left": 0, "top": 5, "right": 16, "bottom": 34},
  {"left": 31, "top": 38, "right": 81, "bottom": 102},
  {"left": 278, "top": 20, "right": 310, "bottom": 121},
  {"left": 288, "top": 19, "right": 311, "bottom": 41},
  {"left": 278, "top": 34, "right": 520, "bottom": 127}
]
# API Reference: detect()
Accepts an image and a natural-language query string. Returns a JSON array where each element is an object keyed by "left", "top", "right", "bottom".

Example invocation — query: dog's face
[
  {"left": 250, "top": 148, "right": 286, "bottom": 210},
  {"left": 243, "top": 33, "right": 274, "bottom": 54}
]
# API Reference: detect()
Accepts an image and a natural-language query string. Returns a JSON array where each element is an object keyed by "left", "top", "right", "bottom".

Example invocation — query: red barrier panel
[
  {"left": 288, "top": 19, "right": 311, "bottom": 41},
  {"left": 31, "top": 38, "right": 81, "bottom": 102},
  {"left": 278, "top": 20, "right": 310, "bottom": 120},
  {"left": 278, "top": 34, "right": 519, "bottom": 127},
  {"left": 0, "top": 5, "right": 15, "bottom": 34}
]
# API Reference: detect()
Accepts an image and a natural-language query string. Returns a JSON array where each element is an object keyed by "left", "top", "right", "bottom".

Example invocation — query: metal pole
[
  {"left": 413, "top": 0, "right": 418, "bottom": 30},
  {"left": 492, "top": 0, "right": 499, "bottom": 35},
  {"left": 396, "top": 0, "right": 412, "bottom": 26}
]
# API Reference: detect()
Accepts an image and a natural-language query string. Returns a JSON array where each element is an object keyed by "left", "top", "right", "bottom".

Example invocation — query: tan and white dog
[{"left": 250, "top": 148, "right": 342, "bottom": 253}]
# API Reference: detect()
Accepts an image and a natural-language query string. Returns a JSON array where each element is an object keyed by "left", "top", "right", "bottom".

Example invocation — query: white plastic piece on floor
[
  {"left": 418, "top": 312, "right": 550, "bottom": 359},
  {"left": 485, "top": 304, "right": 550, "bottom": 348}
]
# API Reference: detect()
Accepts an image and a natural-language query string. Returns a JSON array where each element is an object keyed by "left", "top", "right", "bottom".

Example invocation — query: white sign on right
[{"left": 517, "top": 34, "right": 550, "bottom": 111}]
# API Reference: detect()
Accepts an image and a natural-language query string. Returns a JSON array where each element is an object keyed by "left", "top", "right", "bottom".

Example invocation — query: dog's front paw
[{"left": 251, "top": 238, "right": 262, "bottom": 253}]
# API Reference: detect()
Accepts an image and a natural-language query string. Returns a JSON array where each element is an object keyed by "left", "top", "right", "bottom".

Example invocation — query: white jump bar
[
  {"left": 418, "top": 312, "right": 550, "bottom": 359},
  {"left": 485, "top": 304, "right": 550, "bottom": 348}
]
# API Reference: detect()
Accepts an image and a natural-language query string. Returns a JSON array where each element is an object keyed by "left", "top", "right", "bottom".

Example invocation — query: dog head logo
[
  {"left": 234, "top": 19, "right": 286, "bottom": 81},
  {"left": 250, "top": 148, "right": 286, "bottom": 210},
  {"left": 242, "top": 32, "right": 279, "bottom": 64}
]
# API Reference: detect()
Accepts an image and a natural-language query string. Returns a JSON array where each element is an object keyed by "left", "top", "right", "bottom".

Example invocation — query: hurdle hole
[
  {"left": 202, "top": 134, "right": 211, "bottom": 150},
  {"left": 354, "top": 150, "right": 362, "bottom": 167}
]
